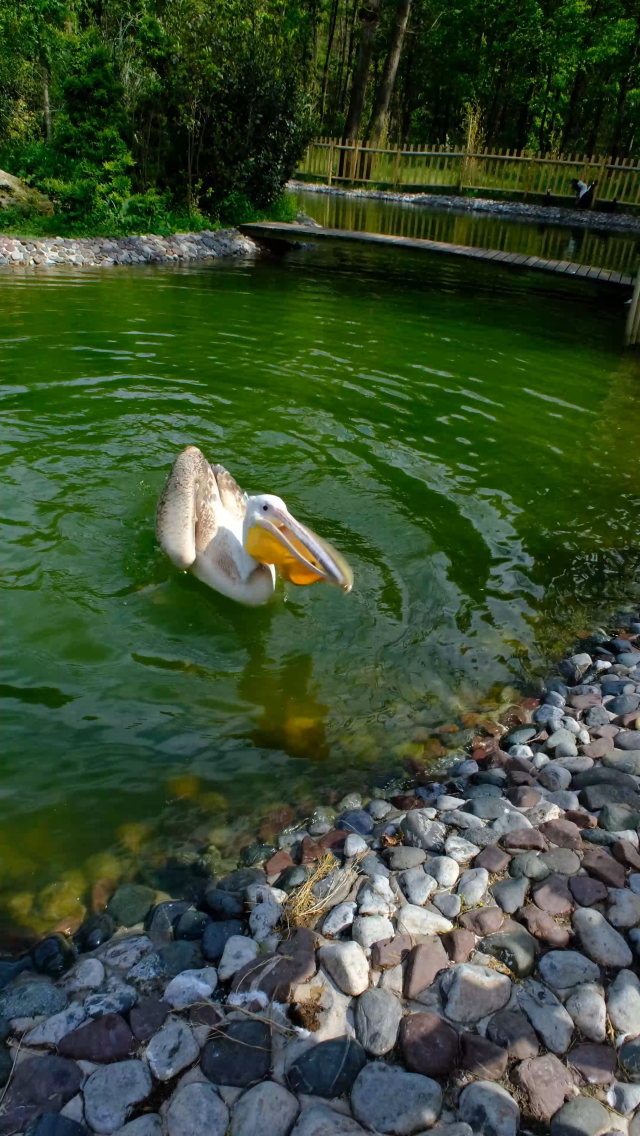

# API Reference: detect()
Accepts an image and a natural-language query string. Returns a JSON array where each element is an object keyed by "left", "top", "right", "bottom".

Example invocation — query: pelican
[{"left": 156, "top": 446, "right": 353, "bottom": 606}]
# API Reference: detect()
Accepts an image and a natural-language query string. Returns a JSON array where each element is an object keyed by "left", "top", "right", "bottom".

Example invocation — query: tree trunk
[
  {"left": 320, "top": 0, "right": 340, "bottom": 121},
  {"left": 368, "top": 0, "right": 412, "bottom": 144},
  {"left": 343, "top": 0, "right": 381, "bottom": 143},
  {"left": 42, "top": 64, "right": 52, "bottom": 142}
]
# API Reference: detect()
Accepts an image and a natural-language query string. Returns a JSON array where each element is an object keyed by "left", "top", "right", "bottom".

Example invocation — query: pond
[
  {"left": 292, "top": 186, "right": 640, "bottom": 276},
  {"left": 1, "top": 242, "right": 639, "bottom": 942}
]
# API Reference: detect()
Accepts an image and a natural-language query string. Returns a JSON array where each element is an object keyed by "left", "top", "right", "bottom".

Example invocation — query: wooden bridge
[{"left": 240, "top": 221, "right": 640, "bottom": 344}]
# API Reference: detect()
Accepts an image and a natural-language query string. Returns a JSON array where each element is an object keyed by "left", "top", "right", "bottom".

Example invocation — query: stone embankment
[
  {"left": 0, "top": 229, "right": 259, "bottom": 269},
  {"left": 288, "top": 180, "right": 640, "bottom": 234},
  {"left": 1, "top": 613, "right": 640, "bottom": 1136}
]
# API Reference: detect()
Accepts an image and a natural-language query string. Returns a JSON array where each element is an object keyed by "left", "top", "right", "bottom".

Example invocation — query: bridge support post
[{"left": 626, "top": 270, "right": 640, "bottom": 347}]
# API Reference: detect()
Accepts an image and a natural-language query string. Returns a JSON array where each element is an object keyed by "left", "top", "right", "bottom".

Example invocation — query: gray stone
[
  {"left": 352, "top": 916, "right": 394, "bottom": 952},
  {"left": 99, "top": 938, "right": 151, "bottom": 972},
  {"left": 166, "top": 1083, "right": 228, "bottom": 1136},
  {"left": 62, "top": 960, "right": 105, "bottom": 993},
  {"left": 84, "top": 978, "right": 137, "bottom": 1019},
  {"left": 441, "top": 964, "right": 511, "bottom": 1023},
  {"left": 290, "top": 1106, "right": 367, "bottom": 1136},
  {"left": 163, "top": 968, "right": 218, "bottom": 1009},
  {"left": 145, "top": 1018, "right": 198, "bottom": 1081},
  {"left": 0, "top": 981, "right": 66, "bottom": 1020},
  {"left": 433, "top": 893, "right": 461, "bottom": 919},
  {"left": 538, "top": 950, "right": 600, "bottom": 994},
  {"left": 565, "top": 984, "right": 607, "bottom": 1042},
  {"left": 607, "top": 888, "right": 640, "bottom": 929},
  {"left": 83, "top": 1060, "right": 152, "bottom": 1134},
  {"left": 457, "top": 868, "right": 488, "bottom": 907},
  {"left": 396, "top": 905, "right": 452, "bottom": 937},
  {"left": 201, "top": 1020, "right": 271, "bottom": 1088},
  {"left": 444, "top": 835, "right": 480, "bottom": 863},
  {"left": 490, "top": 875, "right": 529, "bottom": 913},
  {"left": 573, "top": 908, "right": 633, "bottom": 968},
  {"left": 458, "top": 1082, "right": 519, "bottom": 1136},
  {"left": 288, "top": 1038, "right": 366, "bottom": 1098},
  {"left": 550, "top": 1097, "right": 611, "bottom": 1136},
  {"left": 607, "top": 969, "right": 640, "bottom": 1037},
  {"left": 217, "top": 937, "right": 259, "bottom": 982},
  {"left": 107, "top": 886, "right": 155, "bottom": 928},
  {"left": 354, "top": 989, "right": 402, "bottom": 1056},
  {"left": 510, "top": 852, "right": 549, "bottom": 881},
  {"left": 606, "top": 1082, "right": 640, "bottom": 1116},
  {"left": 479, "top": 928, "right": 538, "bottom": 978},
  {"left": 399, "top": 868, "right": 436, "bottom": 906},
  {"left": 115, "top": 1117, "right": 162, "bottom": 1136},
  {"left": 351, "top": 1062, "right": 442, "bottom": 1135},
  {"left": 486, "top": 1010, "right": 539, "bottom": 1059},
  {"left": 0, "top": 1056, "right": 82, "bottom": 1132},
  {"left": 518, "top": 979, "right": 574, "bottom": 1053},
  {"left": 401, "top": 813, "right": 447, "bottom": 852},
  {"left": 538, "top": 761, "right": 573, "bottom": 790},
  {"left": 229, "top": 1081, "right": 299, "bottom": 1136},
  {"left": 386, "top": 847, "right": 426, "bottom": 870},
  {"left": 491, "top": 810, "right": 533, "bottom": 837},
  {"left": 620, "top": 1036, "right": 640, "bottom": 1078},
  {"left": 317, "top": 942, "right": 369, "bottom": 996},
  {"left": 24, "top": 1004, "right": 86, "bottom": 1047}
]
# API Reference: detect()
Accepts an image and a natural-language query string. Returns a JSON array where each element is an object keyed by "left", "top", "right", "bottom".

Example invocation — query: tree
[{"left": 368, "top": 0, "right": 412, "bottom": 144}]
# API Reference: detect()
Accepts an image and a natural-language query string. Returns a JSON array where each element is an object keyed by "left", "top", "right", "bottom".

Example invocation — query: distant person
[{"left": 570, "top": 178, "right": 595, "bottom": 209}]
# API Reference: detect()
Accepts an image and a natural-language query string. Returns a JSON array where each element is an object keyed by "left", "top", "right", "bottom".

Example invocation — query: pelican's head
[{"left": 244, "top": 494, "right": 353, "bottom": 592}]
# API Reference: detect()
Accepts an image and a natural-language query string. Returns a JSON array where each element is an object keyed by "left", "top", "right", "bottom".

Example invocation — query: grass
[{"left": 0, "top": 192, "right": 298, "bottom": 240}]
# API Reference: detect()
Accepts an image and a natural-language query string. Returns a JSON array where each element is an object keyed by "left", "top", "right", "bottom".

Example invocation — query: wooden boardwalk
[{"left": 240, "top": 221, "right": 637, "bottom": 287}]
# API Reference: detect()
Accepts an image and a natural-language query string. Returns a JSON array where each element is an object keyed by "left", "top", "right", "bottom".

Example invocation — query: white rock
[
  {"left": 518, "top": 979, "right": 574, "bottom": 1053},
  {"left": 456, "top": 868, "right": 489, "bottom": 907},
  {"left": 317, "top": 942, "right": 370, "bottom": 996},
  {"left": 607, "top": 969, "right": 640, "bottom": 1038},
  {"left": 509, "top": 745, "right": 533, "bottom": 758},
  {"left": 23, "top": 1002, "right": 86, "bottom": 1046},
  {"left": 396, "top": 905, "right": 452, "bottom": 937},
  {"left": 322, "top": 903, "right": 357, "bottom": 938},
  {"left": 565, "top": 983, "right": 607, "bottom": 1042},
  {"left": 492, "top": 810, "right": 534, "bottom": 836},
  {"left": 436, "top": 796, "right": 468, "bottom": 812},
  {"left": 458, "top": 1082, "right": 519, "bottom": 1136},
  {"left": 62, "top": 959, "right": 105, "bottom": 992},
  {"left": 230, "top": 1081, "right": 299, "bottom": 1136},
  {"left": 444, "top": 835, "right": 480, "bottom": 863},
  {"left": 441, "top": 964, "right": 511, "bottom": 1023},
  {"left": 573, "top": 908, "right": 633, "bottom": 968},
  {"left": 217, "top": 936, "right": 259, "bottom": 983},
  {"left": 344, "top": 834, "right": 368, "bottom": 858},
  {"left": 532, "top": 753, "right": 550, "bottom": 769},
  {"left": 352, "top": 916, "right": 394, "bottom": 953},
  {"left": 379, "top": 964, "right": 404, "bottom": 997},
  {"left": 607, "top": 889, "right": 640, "bottom": 929},
  {"left": 250, "top": 886, "right": 284, "bottom": 941},
  {"left": 146, "top": 1018, "right": 199, "bottom": 1081},
  {"left": 399, "top": 868, "right": 437, "bottom": 906},
  {"left": 164, "top": 968, "right": 218, "bottom": 1009},
  {"left": 401, "top": 812, "right": 447, "bottom": 852},
  {"left": 351, "top": 1061, "right": 442, "bottom": 1134},
  {"left": 357, "top": 880, "right": 395, "bottom": 917},
  {"left": 525, "top": 800, "right": 562, "bottom": 824},
  {"left": 425, "top": 856, "right": 460, "bottom": 889},
  {"left": 166, "top": 1082, "right": 229, "bottom": 1136}
]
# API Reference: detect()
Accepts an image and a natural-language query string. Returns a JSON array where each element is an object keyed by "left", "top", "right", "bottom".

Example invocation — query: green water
[
  {"left": 1, "top": 243, "right": 639, "bottom": 940},
  {"left": 293, "top": 187, "right": 640, "bottom": 276}
]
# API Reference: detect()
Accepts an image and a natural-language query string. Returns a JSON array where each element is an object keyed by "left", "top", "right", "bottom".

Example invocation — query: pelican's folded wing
[
  {"left": 156, "top": 445, "right": 219, "bottom": 569},
  {"left": 212, "top": 464, "right": 246, "bottom": 519}
]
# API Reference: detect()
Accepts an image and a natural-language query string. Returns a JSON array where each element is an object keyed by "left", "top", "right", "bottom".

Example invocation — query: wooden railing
[{"left": 296, "top": 139, "right": 640, "bottom": 207}]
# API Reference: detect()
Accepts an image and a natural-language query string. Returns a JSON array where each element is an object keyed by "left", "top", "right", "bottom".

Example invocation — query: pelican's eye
[{"left": 262, "top": 504, "right": 268, "bottom": 511}]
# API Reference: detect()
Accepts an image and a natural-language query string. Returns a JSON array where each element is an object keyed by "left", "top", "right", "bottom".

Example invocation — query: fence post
[
  {"left": 327, "top": 140, "right": 334, "bottom": 186},
  {"left": 626, "top": 270, "right": 640, "bottom": 347}
]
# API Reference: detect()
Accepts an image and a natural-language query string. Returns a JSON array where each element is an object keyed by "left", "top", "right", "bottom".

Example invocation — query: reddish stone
[
  {"left": 266, "top": 850, "right": 294, "bottom": 875},
  {"left": 619, "top": 712, "right": 640, "bottom": 728},
  {"left": 508, "top": 772, "right": 535, "bottom": 787},
  {"left": 582, "top": 737, "right": 614, "bottom": 759},
  {"left": 434, "top": 723, "right": 459, "bottom": 734},
  {"left": 506, "top": 757, "right": 535, "bottom": 774},
  {"left": 502, "top": 829, "right": 549, "bottom": 852},
  {"left": 370, "top": 934, "right": 413, "bottom": 970},
  {"left": 472, "top": 737, "right": 499, "bottom": 756},
  {"left": 404, "top": 939, "right": 449, "bottom": 998},
  {"left": 318, "top": 829, "right": 347, "bottom": 852},
  {"left": 400, "top": 1012, "right": 459, "bottom": 1079},
  {"left": 300, "top": 836, "right": 324, "bottom": 863},
  {"left": 391, "top": 794, "right": 422, "bottom": 810},
  {"left": 92, "top": 878, "right": 116, "bottom": 913},
  {"left": 129, "top": 999, "right": 170, "bottom": 1041},
  {"left": 582, "top": 848, "right": 626, "bottom": 888},
  {"left": 590, "top": 724, "right": 620, "bottom": 739},
  {"left": 513, "top": 1053, "right": 576, "bottom": 1121},
  {"left": 538, "top": 819, "right": 583, "bottom": 850},
  {"left": 58, "top": 1013, "right": 133, "bottom": 1063},
  {"left": 568, "top": 1043, "right": 617, "bottom": 1086},
  {"left": 460, "top": 1033, "right": 508, "bottom": 1080},
  {"left": 508, "top": 786, "right": 541, "bottom": 808},
  {"left": 259, "top": 804, "right": 294, "bottom": 841},
  {"left": 568, "top": 693, "right": 602, "bottom": 710},
  {"left": 442, "top": 928, "right": 476, "bottom": 963},
  {"left": 564, "top": 810, "right": 598, "bottom": 829},
  {"left": 232, "top": 928, "right": 316, "bottom": 1001},
  {"left": 460, "top": 907, "right": 504, "bottom": 935},
  {"left": 189, "top": 1003, "right": 225, "bottom": 1029},
  {"left": 474, "top": 845, "right": 511, "bottom": 873},
  {"left": 532, "top": 874, "right": 574, "bottom": 916},
  {"left": 486, "top": 749, "right": 510, "bottom": 768},
  {"left": 568, "top": 875, "right": 608, "bottom": 906},
  {"left": 612, "top": 839, "right": 640, "bottom": 870},
  {"left": 517, "top": 905, "right": 570, "bottom": 947}
]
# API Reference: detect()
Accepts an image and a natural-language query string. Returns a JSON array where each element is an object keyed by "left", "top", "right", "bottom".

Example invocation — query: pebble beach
[
  {"left": 0, "top": 229, "right": 259, "bottom": 269},
  {"left": 1, "top": 612, "right": 640, "bottom": 1136}
]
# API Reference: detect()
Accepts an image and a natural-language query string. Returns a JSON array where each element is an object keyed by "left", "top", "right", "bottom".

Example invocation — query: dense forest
[{"left": 0, "top": 0, "right": 638, "bottom": 228}]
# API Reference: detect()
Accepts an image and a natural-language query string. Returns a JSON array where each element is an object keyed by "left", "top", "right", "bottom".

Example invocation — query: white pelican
[{"left": 156, "top": 446, "right": 353, "bottom": 606}]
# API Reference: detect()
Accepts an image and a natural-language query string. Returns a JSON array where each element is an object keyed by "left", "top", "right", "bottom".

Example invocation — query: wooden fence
[{"left": 296, "top": 139, "right": 640, "bottom": 207}]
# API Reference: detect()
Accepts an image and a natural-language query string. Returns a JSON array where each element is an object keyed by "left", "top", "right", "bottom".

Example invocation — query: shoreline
[
  {"left": 0, "top": 228, "right": 259, "bottom": 269},
  {"left": 1, "top": 610, "right": 640, "bottom": 1134},
  {"left": 288, "top": 180, "right": 640, "bottom": 235}
]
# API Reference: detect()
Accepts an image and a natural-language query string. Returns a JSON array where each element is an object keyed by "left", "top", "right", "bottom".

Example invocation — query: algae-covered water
[{"left": 1, "top": 238, "right": 639, "bottom": 940}]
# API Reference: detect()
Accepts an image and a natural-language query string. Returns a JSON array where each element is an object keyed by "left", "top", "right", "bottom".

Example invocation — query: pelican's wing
[
  {"left": 156, "top": 446, "right": 220, "bottom": 569},
  {"left": 212, "top": 464, "right": 246, "bottom": 519}
]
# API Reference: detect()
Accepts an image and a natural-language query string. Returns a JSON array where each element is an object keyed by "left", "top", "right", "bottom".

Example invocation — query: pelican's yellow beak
[{"left": 245, "top": 510, "right": 353, "bottom": 592}]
